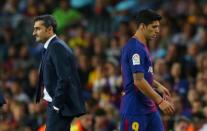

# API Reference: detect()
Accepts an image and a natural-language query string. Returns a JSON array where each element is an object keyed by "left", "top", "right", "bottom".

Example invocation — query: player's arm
[
  {"left": 133, "top": 73, "right": 174, "bottom": 115},
  {"left": 153, "top": 80, "right": 171, "bottom": 100},
  {"left": 133, "top": 73, "right": 162, "bottom": 104}
]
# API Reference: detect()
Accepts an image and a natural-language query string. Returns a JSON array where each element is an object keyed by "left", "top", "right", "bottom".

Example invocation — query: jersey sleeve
[{"left": 128, "top": 46, "right": 146, "bottom": 73}]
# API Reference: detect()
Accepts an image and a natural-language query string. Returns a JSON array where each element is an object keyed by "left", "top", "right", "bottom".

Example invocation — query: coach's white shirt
[{"left": 43, "top": 34, "right": 56, "bottom": 102}]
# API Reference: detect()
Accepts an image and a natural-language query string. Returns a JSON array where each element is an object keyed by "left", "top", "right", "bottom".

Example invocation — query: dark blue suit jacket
[
  {"left": 0, "top": 90, "right": 5, "bottom": 107},
  {"left": 36, "top": 36, "right": 86, "bottom": 117}
]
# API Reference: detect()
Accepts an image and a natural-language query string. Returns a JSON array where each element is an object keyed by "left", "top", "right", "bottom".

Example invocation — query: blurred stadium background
[{"left": 0, "top": 0, "right": 207, "bottom": 131}]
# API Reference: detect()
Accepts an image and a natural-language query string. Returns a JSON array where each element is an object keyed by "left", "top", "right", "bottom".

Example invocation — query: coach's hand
[
  {"left": 158, "top": 99, "right": 174, "bottom": 115},
  {"left": 53, "top": 106, "right": 60, "bottom": 113}
]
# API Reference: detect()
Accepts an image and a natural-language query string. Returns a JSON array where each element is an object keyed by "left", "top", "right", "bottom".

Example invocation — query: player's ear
[{"left": 140, "top": 23, "right": 146, "bottom": 31}]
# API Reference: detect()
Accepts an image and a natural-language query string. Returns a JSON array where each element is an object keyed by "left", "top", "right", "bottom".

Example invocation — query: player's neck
[{"left": 133, "top": 31, "right": 147, "bottom": 46}]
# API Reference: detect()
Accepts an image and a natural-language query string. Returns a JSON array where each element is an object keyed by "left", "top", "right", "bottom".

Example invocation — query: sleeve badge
[{"left": 132, "top": 53, "right": 140, "bottom": 65}]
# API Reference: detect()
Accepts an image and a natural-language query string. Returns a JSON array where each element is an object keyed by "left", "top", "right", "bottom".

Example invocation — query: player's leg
[
  {"left": 120, "top": 115, "right": 147, "bottom": 131},
  {"left": 146, "top": 111, "right": 164, "bottom": 131}
]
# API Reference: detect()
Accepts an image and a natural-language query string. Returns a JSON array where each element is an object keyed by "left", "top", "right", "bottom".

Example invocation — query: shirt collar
[{"left": 44, "top": 34, "right": 56, "bottom": 49}]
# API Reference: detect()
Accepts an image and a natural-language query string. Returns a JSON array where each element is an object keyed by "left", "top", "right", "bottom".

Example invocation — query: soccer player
[{"left": 120, "top": 9, "right": 175, "bottom": 131}]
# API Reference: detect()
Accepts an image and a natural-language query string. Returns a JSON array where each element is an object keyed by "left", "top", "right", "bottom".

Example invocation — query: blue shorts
[{"left": 120, "top": 111, "right": 164, "bottom": 131}]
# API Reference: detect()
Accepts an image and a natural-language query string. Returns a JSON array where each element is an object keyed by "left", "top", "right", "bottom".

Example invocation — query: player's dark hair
[
  {"left": 34, "top": 15, "right": 57, "bottom": 33},
  {"left": 137, "top": 9, "right": 162, "bottom": 26}
]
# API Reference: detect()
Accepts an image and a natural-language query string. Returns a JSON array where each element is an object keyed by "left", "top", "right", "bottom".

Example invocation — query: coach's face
[
  {"left": 33, "top": 20, "right": 50, "bottom": 43},
  {"left": 145, "top": 20, "right": 160, "bottom": 41}
]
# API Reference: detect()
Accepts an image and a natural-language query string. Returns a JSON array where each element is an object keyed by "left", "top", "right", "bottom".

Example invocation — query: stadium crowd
[{"left": 0, "top": 0, "right": 207, "bottom": 131}]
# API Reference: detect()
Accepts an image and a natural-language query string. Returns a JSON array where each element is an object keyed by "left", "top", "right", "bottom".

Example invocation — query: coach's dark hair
[
  {"left": 137, "top": 9, "right": 162, "bottom": 26},
  {"left": 34, "top": 15, "right": 57, "bottom": 33}
]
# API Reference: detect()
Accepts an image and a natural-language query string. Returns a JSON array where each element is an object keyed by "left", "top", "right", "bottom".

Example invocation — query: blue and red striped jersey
[{"left": 120, "top": 37, "right": 157, "bottom": 115}]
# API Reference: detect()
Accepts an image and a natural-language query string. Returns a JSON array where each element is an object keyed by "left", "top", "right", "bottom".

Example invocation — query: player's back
[{"left": 120, "top": 37, "right": 157, "bottom": 116}]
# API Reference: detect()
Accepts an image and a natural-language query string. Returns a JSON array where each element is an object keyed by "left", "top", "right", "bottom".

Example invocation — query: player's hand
[
  {"left": 157, "top": 85, "right": 170, "bottom": 101},
  {"left": 158, "top": 99, "right": 174, "bottom": 115}
]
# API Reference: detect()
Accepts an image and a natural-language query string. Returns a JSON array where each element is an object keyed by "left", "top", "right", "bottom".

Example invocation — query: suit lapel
[
  {"left": 36, "top": 36, "right": 58, "bottom": 102},
  {"left": 41, "top": 36, "right": 58, "bottom": 69}
]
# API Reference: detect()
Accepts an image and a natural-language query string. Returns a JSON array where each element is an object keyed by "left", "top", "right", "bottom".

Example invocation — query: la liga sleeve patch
[{"left": 132, "top": 53, "right": 140, "bottom": 65}]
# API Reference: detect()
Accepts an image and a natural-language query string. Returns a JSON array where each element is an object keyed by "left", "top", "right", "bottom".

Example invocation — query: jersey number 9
[{"left": 132, "top": 122, "right": 139, "bottom": 131}]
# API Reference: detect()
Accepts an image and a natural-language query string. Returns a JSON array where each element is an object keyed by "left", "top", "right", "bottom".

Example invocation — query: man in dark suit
[
  {"left": 33, "top": 15, "right": 86, "bottom": 131},
  {"left": 0, "top": 90, "right": 5, "bottom": 107}
]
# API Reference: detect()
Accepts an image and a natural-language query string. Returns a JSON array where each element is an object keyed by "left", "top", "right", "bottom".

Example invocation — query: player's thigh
[
  {"left": 146, "top": 111, "right": 164, "bottom": 131},
  {"left": 120, "top": 115, "right": 147, "bottom": 131}
]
